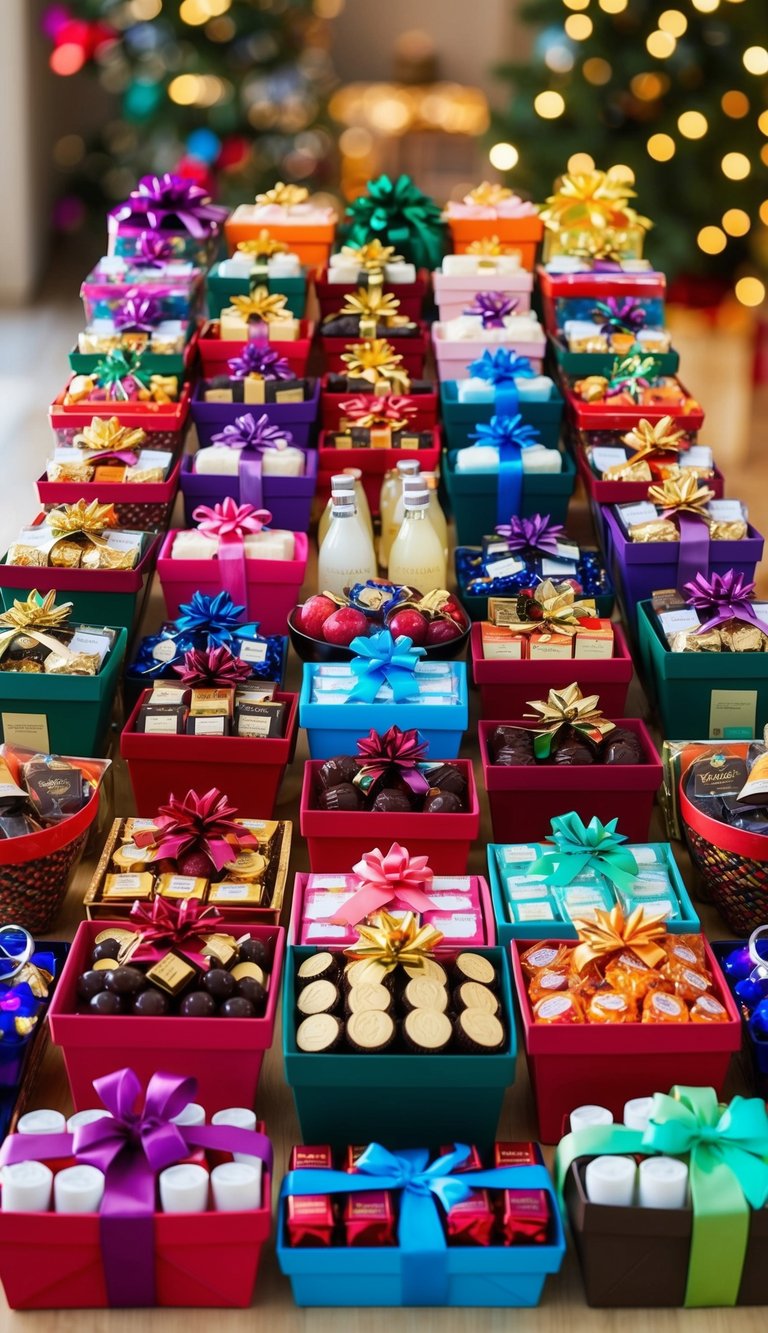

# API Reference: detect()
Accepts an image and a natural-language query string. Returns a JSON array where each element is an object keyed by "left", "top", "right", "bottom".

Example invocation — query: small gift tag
[
  {"left": 237, "top": 638, "right": 268, "bottom": 664},
  {"left": 707, "top": 499, "right": 745, "bottom": 520},
  {"left": 431, "top": 876, "right": 472, "bottom": 891},
  {"left": 591, "top": 447, "right": 629, "bottom": 472},
  {"left": 67, "top": 629, "right": 112, "bottom": 663},
  {"left": 501, "top": 844, "right": 539, "bottom": 864},
  {"left": 617, "top": 501, "right": 658, "bottom": 528},
  {"left": 541, "top": 557, "right": 578, "bottom": 576},
  {"left": 682, "top": 446, "right": 714, "bottom": 469},
  {"left": 486, "top": 555, "right": 526, "bottom": 579},
  {"left": 103, "top": 530, "right": 144, "bottom": 552},
  {"left": 658, "top": 608, "right": 700, "bottom": 635},
  {"left": 151, "top": 638, "right": 178, "bottom": 663}
]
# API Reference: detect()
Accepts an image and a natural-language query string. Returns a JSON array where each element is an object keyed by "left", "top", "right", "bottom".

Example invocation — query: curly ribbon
[
  {"left": 493, "top": 512, "right": 564, "bottom": 557},
  {"left": 683, "top": 569, "right": 768, "bottom": 638},
  {"left": 332, "top": 843, "right": 435, "bottom": 926},
  {"left": 128, "top": 231, "right": 177, "bottom": 268},
  {"left": 496, "top": 579, "right": 596, "bottom": 637},
  {"left": 467, "top": 347, "right": 536, "bottom": 417},
  {"left": 113, "top": 292, "right": 162, "bottom": 334},
  {"left": 592, "top": 297, "right": 647, "bottom": 338},
  {"left": 282, "top": 1144, "right": 553, "bottom": 1306},
  {"left": 344, "top": 908, "right": 443, "bottom": 974},
  {"left": 524, "top": 681, "right": 615, "bottom": 760},
  {"left": 0, "top": 1068, "right": 272, "bottom": 1308},
  {"left": 334, "top": 287, "right": 410, "bottom": 339},
  {"left": 192, "top": 496, "right": 272, "bottom": 607},
  {"left": 340, "top": 339, "right": 410, "bottom": 392},
  {"left": 226, "top": 342, "right": 294, "bottom": 382},
  {"left": 603, "top": 415, "right": 687, "bottom": 482},
  {"left": 228, "top": 287, "right": 290, "bottom": 342},
  {"left": 575, "top": 354, "right": 660, "bottom": 404},
  {"left": 354, "top": 725, "right": 431, "bottom": 796},
  {"left": 175, "top": 644, "right": 253, "bottom": 689},
  {"left": 529, "top": 813, "right": 639, "bottom": 893},
  {"left": 648, "top": 475, "right": 716, "bottom": 590},
  {"left": 463, "top": 291, "right": 519, "bottom": 329},
  {"left": 0, "top": 589, "right": 75, "bottom": 665},
  {"left": 113, "top": 174, "right": 227, "bottom": 239},
  {"left": 341, "top": 174, "right": 447, "bottom": 271},
  {"left": 45, "top": 500, "right": 118, "bottom": 557},
  {"left": 346, "top": 629, "right": 426, "bottom": 703},
  {"left": 255, "top": 181, "right": 309, "bottom": 209},
  {"left": 338, "top": 393, "right": 417, "bottom": 432},
  {"left": 73, "top": 416, "right": 145, "bottom": 467},
  {"left": 132, "top": 786, "right": 256, "bottom": 872},
  {"left": 471, "top": 414, "right": 543, "bottom": 522},
  {"left": 540, "top": 169, "right": 652, "bottom": 238},
  {"left": 210, "top": 411, "right": 296, "bottom": 509},
  {"left": 571, "top": 903, "right": 668, "bottom": 973},
  {"left": 89, "top": 348, "right": 151, "bottom": 402},
  {"left": 555, "top": 1087, "right": 768, "bottom": 1307}
]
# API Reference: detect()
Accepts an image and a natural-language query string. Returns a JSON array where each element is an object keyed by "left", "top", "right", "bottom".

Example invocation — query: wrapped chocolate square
[
  {"left": 6, "top": 502, "right": 146, "bottom": 571},
  {"left": 321, "top": 288, "right": 419, "bottom": 341},
  {"left": 488, "top": 682, "right": 644, "bottom": 767},
  {"left": 61, "top": 349, "right": 179, "bottom": 406},
  {"left": 202, "top": 344, "right": 308, "bottom": 406},
  {"left": 129, "top": 590, "right": 285, "bottom": 685},
  {"left": 654, "top": 571, "right": 768, "bottom": 654},
  {"left": 584, "top": 416, "right": 713, "bottom": 484},
  {"left": 456, "top": 511, "right": 610, "bottom": 601},
  {"left": 480, "top": 581, "right": 614, "bottom": 662},
  {"left": 0, "top": 590, "right": 116, "bottom": 677},
  {"left": 616, "top": 481, "right": 748, "bottom": 549},
  {"left": 217, "top": 288, "right": 300, "bottom": 343},
  {"left": 0, "top": 747, "right": 98, "bottom": 838},
  {"left": 46, "top": 416, "right": 172, "bottom": 486}
]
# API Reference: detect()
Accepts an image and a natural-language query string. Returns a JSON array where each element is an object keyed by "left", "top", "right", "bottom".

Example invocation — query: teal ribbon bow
[
  {"left": 281, "top": 1143, "right": 557, "bottom": 1305},
  {"left": 529, "top": 813, "right": 639, "bottom": 893},
  {"left": 341, "top": 174, "right": 447, "bottom": 271},
  {"left": 92, "top": 348, "right": 150, "bottom": 400},
  {"left": 346, "top": 629, "right": 426, "bottom": 703},
  {"left": 556, "top": 1086, "right": 768, "bottom": 1308}
]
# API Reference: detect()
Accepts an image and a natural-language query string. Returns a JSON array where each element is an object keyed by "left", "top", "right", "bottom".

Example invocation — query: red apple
[
  {"left": 297, "top": 594, "right": 336, "bottom": 639},
  {"left": 322, "top": 607, "right": 370, "bottom": 646},
  {"left": 426, "top": 618, "right": 462, "bottom": 645},
  {"left": 386, "top": 609, "right": 429, "bottom": 645}
]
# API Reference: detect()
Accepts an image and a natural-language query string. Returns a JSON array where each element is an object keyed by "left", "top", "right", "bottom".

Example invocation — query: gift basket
[
  {"left": 320, "top": 337, "right": 438, "bottom": 433},
  {"left": 315, "top": 240, "right": 427, "bottom": 322},
  {"left": 51, "top": 350, "right": 192, "bottom": 456},
  {"left": 564, "top": 354, "right": 705, "bottom": 432},
  {"left": 225, "top": 181, "right": 337, "bottom": 267},
  {"left": 108, "top": 172, "right": 228, "bottom": 264},
  {"left": 289, "top": 583, "right": 470, "bottom": 663}
]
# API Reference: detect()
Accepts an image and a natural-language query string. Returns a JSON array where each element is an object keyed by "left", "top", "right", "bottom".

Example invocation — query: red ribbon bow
[
  {"left": 354, "top": 725, "right": 431, "bottom": 796},
  {"left": 191, "top": 497, "right": 272, "bottom": 607},
  {"left": 332, "top": 842, "right": 434, "bottom": 927},
  {"left": 127, "top": 897, "right": 228, "bottom": 969},
  {"left": 133, "top": 787, "right": 255, "bottom": 873},
  {"left": 338, "top": 395, "right": 418, "bottom": 425}
]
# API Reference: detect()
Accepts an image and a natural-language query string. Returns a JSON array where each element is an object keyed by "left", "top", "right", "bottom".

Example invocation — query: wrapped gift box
[
  {"left": 50, "top": 383, "right": 191, "bottom": 458},
  {"left": 444, "top": 193, "right": 543, "bottom": 268},
  {"left": 321, "top": 378, "right": 439, "bottom": 433},
  {"left": 107, "top": 174, "right": 228, "bottom": 266},
  {"left": 433, "top": 320, "right": 546, "bottom": 379},
  {"left": 317, "top": 427, "right": 441, "bottom": 514},
  {"left": 197, "top": 320, "right": 314, "bottom": 379},
  {"left": 433, "top": 257, "right": 534, "bottom": 320},
  {"left": 80, "top": 254, "right": 205, "bottom": 324},
  {"left": 192, "top": 376, "right": 320, "bottom": 449},
  {"left": 470, "top": 621, "right": 633, "bottom": 720},
  {"left": 207, "top": 258, "right": 308, "bottom": 320},
  {"left": 314, "top": 266, "right": 428, "bottom": 322},
  {"left": 179, "top": 450, "right": 317, "bottom": 533},
  {"left": 537, "top": 262, "right": 667, "bottom": 338},
  {"left": 225, "top": 199, "right": 337, "bottom": 268},
  {"left": 455, "top": 537, "right": 615, "bottom": 624},
  {"left": 440, "top": 378, "right": 564, "bottom": 451},
  {"left": 320, "top": 323, "right": 429, "bottom": 377},
  {"left": 444, "top": 447, "right": 576, "bottom": 546},
  {"left": 37, "top": 458, "right": 181, "bottom": 534},
  {"left": 69, "top": 324, "right": 200, "bottom": 380},
  {"left": 564, "top": 373, "right": 705, "bottom": 433}
]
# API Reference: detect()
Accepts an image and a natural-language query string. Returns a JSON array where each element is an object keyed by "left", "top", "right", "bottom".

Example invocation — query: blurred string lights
[
  {"left": 43, "top": 0, "right": 338, "bottom": 224},
  {"left": 488, "top": 0, "right": 768, "bottom": 302}
]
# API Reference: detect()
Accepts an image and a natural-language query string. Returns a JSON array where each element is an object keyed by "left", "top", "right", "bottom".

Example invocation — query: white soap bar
[
  {"left": 522, "top": 446, "right": 562, "bottom": 475},
  {"left": 262, "top": 446, "right": 304, "bottom": 477},
  {"left": 454, "top": 445, "right": 498, "bottom": 473},
  {"left": 195, "top": 446, "right": 241, "bottom": 477},
  {"left": 441, "top": 253, "right": 522, "bottom": 276},
  {"left": 219, "top": 251, "right": 301, "bottom": 277},
  {"left": 515, "top": 375, "right": 553, "bottom": 401},
  {"left": 243, "top": 530, "right": 295, "bottom": 560},
  {"left": 172, "top": 530, "right": 218, "bottom": 559},
  {"left": 457, "top": 378, "right": 495, "bottom": 403}
]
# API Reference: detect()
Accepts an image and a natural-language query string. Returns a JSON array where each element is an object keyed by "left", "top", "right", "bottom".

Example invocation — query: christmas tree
[
  {"left": 44, "top": 0, "right": 336, "bottom": 227},
  {"left": 491, "top": 0, "right": 768, "bottom": 298}
]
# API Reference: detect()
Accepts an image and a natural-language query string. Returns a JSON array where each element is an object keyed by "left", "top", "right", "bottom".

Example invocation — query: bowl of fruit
[{"left": 288, "top": 583, "right": 471, "bottom": 662}]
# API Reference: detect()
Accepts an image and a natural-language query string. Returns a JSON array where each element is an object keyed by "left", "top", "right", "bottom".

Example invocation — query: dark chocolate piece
[
  {"left": 91, "top": 939, "right": 122, "bottom": 964},
  {"left": 219, "top": 996, "right": 256, "bottom": 1018},
  {"left": 89, "top": 991, "right": 122, "bottom": 1014},
  {"left": 317, "top": 782, "right": 365, "bottom": 812},
  {"left": 239, "top": 937, "right": 270, "bottom": 968},
  {"left": 237, "top": 977, "right": 267, "bottom": 1009},
  {"left": 370, "top": 787, "right": 412, "bottom": 814},
  {"left": 77, "top": 969, "right": 106, "bottom": 1000},
  {"left": 103, "top": 966, "right": 147, "bottom": 996},
  {"left": 316, "top": 754, "right": 359, "bottom": 791},
  {"left": 424, "top": 763, "right": 467, "bottom": 800},
  {"left": 132, "top": 989, "right": 170, "bottom": 1015},
  {"left": 489, "top": 726, "right": 534, "bottom": 765},
  {"left": 179, "top": 990, "right": 217, "bottom": 1017},
  {"left": 602, "top": 727, "right": 643, "bottom": 765},
  {"left": 422, "top": 790, "right": 463, "bottom": 815},
  {"left": 551, "top": 735, "right": 597, "bottom": 765},
  {"left": 202, "top": 968, "right": 236, "bottom": 1001}
]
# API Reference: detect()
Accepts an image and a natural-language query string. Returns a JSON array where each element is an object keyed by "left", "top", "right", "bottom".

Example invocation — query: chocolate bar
[
  {"left": 343, "top": 1146, "right": 396, "bottom": 1246},
  {"left": 287, "top": 1145, "right": 335, "bottom": 1246},
  {"left": 234, "top": 700, "right": 285, "bottom": 738}
]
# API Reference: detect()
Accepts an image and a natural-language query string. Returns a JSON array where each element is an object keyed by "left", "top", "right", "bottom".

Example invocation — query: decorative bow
[
  {"left": 114, "top": 173, "right": 227, "bottom": 238},
  {"left": 524, "top": 681, "right": 615, "bottom": 760},
  {"left": 592, "top": 297, "right": 647, "bottom": 337},
  {"left": 334, "top": 287, "right": 410, "bottom": 336},
  {"left": 540, "top": 169, "right": 651, "bottom": 235},
  {"left": 227, "top": 343, "right": 293, "bottom": 381},
  {"left": 0, "top": 1067, "right": 272, "bottom": 1308},
  {"left": 113, "top": 292, "right": 162, "bottom": 334},
  {"left": 339, "top": 240, "right": 403, "bottom": 271},
  {"left": 281, "top": 1143, "right": 553, "bottom": 1306},
  {"left": 341, "top": 174, "right": 447, "bottom": 271},
  {"left": 339, "top": 394, "right": 417, "bottom": 432},
  {"left": 229, "top": 287, "right": 290, "bottom": 326},
  {"left": 0, "top": 590, "right": 75, "bottom": 665},
  {"left": 255, "top": 181, "right": 309, "bottom": 208},
  {"left": 575, "top": 353, "right": 659, "bottom": 404},
  {"left": 464, "top": 291, "right": 519, "bottom": 329},
  {"left": 464, "top": 182, "right": 513, "bottom": 207},
  {"left": 565, "top": 230, "right": 627, "bottom": 266},
  {"left": 88, "top": 348, "right": 150, "bottom": 401},
  {"left": 333, "top": 843, "right": 435, "bottom": 927},
  {"left": 129, "top": 230, "right": 177, "bottom": 268},
  {"left": 571, "top": 903, "right": 668, "bottom": 974},
  {"left": 174, "top": 590, "right": 247, "bottom": 640},
  {"left": 340, "top": 339, "right": 410, "bottom": 392},
  {"left": 237, "top": 230, "right": 289, "bottom": 259},
  {"left": 466, "top": 235, "right": 513, "bottom": 256},
  {"left": 354, "top": 725, "right": 431, "bottom": 796},
  {"left": 132, "top": 787, "right": 255, "bottom": 873},
  {"left": 346, "top": 629, "right": 426, "bottom": 703},
  {"left": 72, "top": 415, "right": 145, "bottom": 466},
  {"left": 210, "top": 412, "right": 295, "bottom": 509},
  {"left": 345, "top": 909, "right": 443, "bottom": 974},
  {"left": 494, "top": 512, "right": 564, "bottom": 557},
  {"left": 467, "top": 347, "right": 536, "bottom": 416},
  {"left": 648, "top": 474, "right": 715, "bottom": 521},
  {"left": 683, "top": 569, "right": 768, "bottom": 638},
  {"left": 174, "top": 644, "right": 252, "bottom": 689},
  {"left": 471, "top": 414, "right": 543, "bottom": 521},
  {"left": 498, "top": 580, "right": 595, "bottom": 638},
  {"left": 530, "top": 813, "right": 639, "bottom": 893},
  {"left": 192, "top": 497, "right": 272, "bottom": 606},
  {"left": 611, "top": 415, "right": 686, "bottom": 478},
  {"left": 126, "top": 896, "right": 230, "bottom": 970},
  {"left": 46, "top": 499, "right": 118, "bottom": 537}
]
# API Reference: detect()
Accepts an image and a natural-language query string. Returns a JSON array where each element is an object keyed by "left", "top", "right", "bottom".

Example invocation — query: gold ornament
[
  {"left": 344, "top": 909, "right": 444, "bottom": 976},
  {"left": 255, "top": 182, "right": 309, "bottom": 208},
  {"left": 571, "top": 905, "right": 668, "bottom": 975},
  {"left": 74, "top": 416, "right": 146, "bottom": 455},
  {"left": 237, "top": 230, "right": 288, "bottom": 258}
]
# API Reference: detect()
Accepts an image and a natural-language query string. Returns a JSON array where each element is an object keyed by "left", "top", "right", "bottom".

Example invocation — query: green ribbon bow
[
  {"left": 607, "top": 352, "right": 661, "bottom": 400},
  {"left": 556, "top": 1086, "right": 768, "bottom": 1307},
  {"left": 93, "top": 348, "right": 149, "bottom": 400},
  {"left": 341, "top": 174, "right": 447, "bottom": 271},
  {"left": 529, "top": 813, "right": 639, "bottom": 893}
]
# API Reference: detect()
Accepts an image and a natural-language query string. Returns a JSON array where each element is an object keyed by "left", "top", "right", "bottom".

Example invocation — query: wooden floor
[{"left": 1, "top": 254, "right": 768, "bottom": 1328}]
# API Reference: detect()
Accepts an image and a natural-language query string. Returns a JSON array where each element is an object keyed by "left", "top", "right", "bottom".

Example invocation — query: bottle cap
[
  {"left": 403, "top": 490, "right": 429, "bottom": 508},
  {"left": 330, "top": 474, "right": 355, "bottom": 492},
  {"left": 396, "top": 459, "right": 420, "bottom": 476},
  {"left": 342, "top": 468, "right": 362, "bottom": 481}
]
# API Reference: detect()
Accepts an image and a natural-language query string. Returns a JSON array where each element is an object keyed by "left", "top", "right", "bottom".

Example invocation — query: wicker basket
[{"left": 680, "top": 772, "right": 768, "bottom": 934}]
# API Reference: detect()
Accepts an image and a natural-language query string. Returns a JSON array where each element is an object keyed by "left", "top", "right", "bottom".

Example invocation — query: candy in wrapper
[
  {"left": 497, "top": 1189, "right": 550, "bottom": 1245},
  {"left": 49, "top": 541, "right": 82, "bottom": 569},
  {"left": 343, "top": 1145, "right": 396, "bottom": 1247},
  {"left": 44, "top": 652, "right": 101, "bottom": 677},
  {"left": 670, "top": 629, "right": 722, "bottom": 653},
  {"left": 671, "top": 966, "right": 712, "bottom": 1003},
  {"left": 604, "top": 951, "right": 664, "bottom": 1001},
  {"left": 628, "top": 518, "right": 679, "bottom": 544},
  {"left": 603, "top": 459, "right": 652, "bottom": 483},
  {"left": 445, "top": 1189, "right": 496, "bottom": 1246},
  {"left": 533, "top": 993, "right": 584, "bottom": 1024},
  {"left": 47, "top": 460, "right": 93, "bottom": 484},
  {"left": 710, "top": 518, "right": 748, "bottom": 541},
  {"left": 719, "top": 621, "right": 767, "bottom": 653},
  {"left": 5, "top": 545, "right": 47, "bottom": 568},
  {"left": 642, "top": 989, "right": 688, "bottom": 1023},
  {"left": 520, "top": 942, "right": 571, "bottom": 978},
  {"left": 529, "top": 968, "right": 569, "bottom": 1003},
  {"left": 287, "top": 1145, "right": 335, "bottom": 1246},
  {"left": 690, "top": 994, "right": 730, "bottom": 1023},
  {"left": 586, "top": 989, "right": 637, "bottom": 1024}
]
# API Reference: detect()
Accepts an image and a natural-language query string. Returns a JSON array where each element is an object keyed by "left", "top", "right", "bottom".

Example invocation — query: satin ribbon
[
  {"left": 463, "top": 292, "right": 519, "bottom": 329},
  {"left": 113, "top": 293, "right": 162, "bottom": 334},
  {"left": 73, "top": 416, "right": 145, "bottom": 467},
  {"left": 683, "top": 569, "right": 768, "bottom": 637},
  {"left": 282, "top": 1145, "right": 552, "bottom": 1305},
  {"left": 113, "top": 174, "right": 228, "bottom": 238},
  {"left": 338, "top": 395, "right": 417, "bottom": 431},
  {"left": 493, "top": 512, "right": 563, "bottom": 558},
  {"left": 129, "top": 231, "right": 176, "bottom": 268},
  {"left": 345, "top": 909, "right": 444, "bottom": 972},
  {"left": 173, "top": 590, "right": 248, "bottom": 641},
  {"left": 192, "top": 497, "right": 272, "bottom": 608},
  {"left": 571, "top": 904, "right": 668, "bottom": 973},
  {"left": 555, "top": 1087, "right": 768, "bottom": 1308},
  {"left": 210, "top": 412, "right": 296, "bottom": 509},
  {"left": 346, "top": 630, "right": 426, "bottom": 703},
  {"left": 497, "top": 580, "right": 595, "bottom": 637},
  {"left": 0, "top": 1068, "right": 272, "bottom": 1308},
  {"left": 471, "top": 414, "right": 543, "bottom": 522},
  {"left": 649, "top": 476, "right": 715, "bottom": 590},
  {"left": 175, "top": 644, "right": 253, "bottom": 689},
  {"left": 226, "top": 344, "right": 294, "bottom": 381},
  {"left": 132, "top": 786, "right": 256, "bottom": 872},
  {"left": 341, "top": 174, "right": 447, "bottom": 270},
  {"left": 530, "top": 813, "right": 639, "bottom": 893},
  {"left": 0, "top": 589, "right": 76, "bottom": 665},
  {"left": 592, "top": 297, "right": 646, "bottom": 337},
  {"left": 540, "top": 170, "right": 651, "bottom": 236},
  {"left": 90, "top": 349, "right": 151, "bottom": 401},
  {"left": 126, "top": 897, "right": 228, "bottom": 970},
  {"left": 332, "top": 843, "right": 435, "bottom": 925},
  {"left": 466, "top": 348, "right": 536, "bottom": 418},
  {"left": 524, "top": 681, "right": 615, "bottom": 760},
  {"left": 354, "top": 725, "right": 430, "bottom": 796}
]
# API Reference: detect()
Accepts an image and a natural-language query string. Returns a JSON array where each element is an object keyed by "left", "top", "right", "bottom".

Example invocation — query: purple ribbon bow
[
  {"left": 464, "top": 291, "right": 519, "bottom": 329},
  {"left": 128, "top": 232, "right": 176, "bottom": 269},
  {"left": 683, "top": 569, "right": 768, "bottom": 637},
  {"left": 594, "top": 297, "right": 646, "bottom": 338},
  {"left": 113, "top": 292, "right": 162, "bottom": 333},
  {"left": 0, "top": 1067, "right": 272, "bottom": 1308},
  {"left": 210, "top": 411, "right": 296, "bottom": 510},
  {"left": 226, "top": 343, "right": 294, "bottom": 381},
  {"left": 494, "top": 512, "right": 564, "bottom": 556},
  {"left": 114, "top": 173, "right": 228, "bottom": 238}
]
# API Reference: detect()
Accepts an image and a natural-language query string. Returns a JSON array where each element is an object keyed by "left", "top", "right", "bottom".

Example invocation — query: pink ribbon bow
[
  {"left": 332, "top": 842, "right": 434, "bottom": 926},
  {"left": 128, "top": 897, "right": 228, "bottom": 969},
  {"left": 192, "top": 496, "right": 272, "bottom": 606},
  {"left": 133, "top": 787, "right": 256, "bottom": 872}
]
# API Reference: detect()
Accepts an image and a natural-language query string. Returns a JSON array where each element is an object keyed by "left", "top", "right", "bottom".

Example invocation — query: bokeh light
[
  {"left": 735, "top": 277, "right": 766, "bottom": 306},
  {"left": 647, "top": 133, "right": 676, "bottom": 160},
  {"left": 489, "top": 141, "right": 520, "bottom": 170},
  {"left": 721, "top": 151, "right": 751, "bottom": 179},
  {"left": 534, "top": 91, "right": 566, "bottom": 118},
  {"left": 697, "top": 225, "right": 727, "bottom": 253}
]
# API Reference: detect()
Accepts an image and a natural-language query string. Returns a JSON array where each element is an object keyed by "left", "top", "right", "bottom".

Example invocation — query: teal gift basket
[{"left": 444, "top": 449, "right": 576, "bottom": 548}]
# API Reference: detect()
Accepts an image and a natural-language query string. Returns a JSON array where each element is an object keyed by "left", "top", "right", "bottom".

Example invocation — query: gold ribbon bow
[
  {"left": 340, "top": 339, "right": 411, "bottom": 392},
  {"left": 464, "top": 182, "right": 513, "bottom": 208},
  {"left": 540, "top": 169, "right": 652, "bottom": 234},
  {"left": 567, "top": 230, "right": 631, "bottom": 262},
  {"left": 498, "top": 580, "right": 596, "bottom": 636},
  {"left": 255, "top": 181, "right": 309, "bottom": 208},
  {"left": 340, "top": 240, "right": 403, "bottom": 271},
  {"left": 525, "top": 681, "right": 615, "bottom": 755},
  {"left": 648, "top": 474, "right": 715, "bottom": 520},
  {"left": 46, "top": 500, "right": 119, "bottom": 536},
  {"left": 571, "top": 904, "right": 669, "bottom": 975},
  {"left": 344, "top": 909, "right": 444, "bottom": 976},
  {"left": 336, "top": 288, "right": 410, "bottom": 340},
  {"left": 604, "top": 415, "right": 686, "bottom": 482},
  {"left": 236, "top": 230, "right": 288, "bottom": 258},
  {"left": 0, "top": 590, "right": 75, "bottom": 664},
  {"left": 74, "top": 416, "right": 147, "bottom": 454},
  {"left": 229, "top": 288, "right": 290, "bottom": 325}
]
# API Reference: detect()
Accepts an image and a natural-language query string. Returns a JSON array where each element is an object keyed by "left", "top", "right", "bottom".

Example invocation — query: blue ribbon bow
[
  {"left": 471, "top": 414, "right": 543, "bottom": 522},
  {"left": 346, "top": 630, "right": 426, "bottom": 703},
  {"left": 467, "top": 348, "right": 536, "bottom": 418},
  {"left": 281, "top": 1143, "right": 554, "bottom": 1305},
  {"left": 174, "top": 591, "right": 249, "bottom": 641}
]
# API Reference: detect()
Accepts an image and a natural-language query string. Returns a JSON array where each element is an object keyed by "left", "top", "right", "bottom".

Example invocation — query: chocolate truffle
[
  {"left": 551, "top": 736, "right": 596, "bottom": 766},
  {"left": 424, "top": 763, "right": 467, "bottom": 800},
  {"left": 403, "top": 1008, "right": 453, "bottom": 1054},
  {"left": 296, "top": 1012, "right": 343, "bottom": 1053},
  {"left": 422, "top": 790, "right": 463, "bottom": 815},
  {"left": 78, "top": 969, "right": 106, "bottom": 1001},
  {"left": 318, "top": 782, "right": 365, "bottom": 812},
  {"left": 219, "top": 996, "right": 256, "bottom": 1018},
  {"left": 239, "top": 937, "right": 270, "bottom": 968},
  {"left": 237, "top": 977, "right": 267, "bottom": 1009},
  {"left": 179, "top": 990, "right": 217, "bottom": 1017},
  {"left": 91, "top": 939, "right": 123, "bottom": 964},
  {"left": 370, "top": 787, "right": 412, "bottom": 814},
  {"left": 346, "top": 1009, "right": 396, "bottom": 1053},
  {"left": 603, "top": 727, "right": 643, "bottom": 765},
  {"left": 133, "top": 989, "right": 170, "bottom": 1016},
  {"left": 202, "top": 968, "right": 236, "bottom": 1001},
  {"left": 89, "top": 991, "right": 122, "bottom": 1015},
  {"left": 456, "top": 1009, "right": 506, "bottom": 1053},
  {"left": 489, "top": 725, "right": 533, "bottom": 763},
  {"left": 103, "top": 966, "right": 146, "bottom": 996},
  {"left": 316, "top": 754, "right": 359, "bottom": 791}
]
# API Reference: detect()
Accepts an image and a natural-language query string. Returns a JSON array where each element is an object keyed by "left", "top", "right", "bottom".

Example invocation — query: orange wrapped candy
[
  {"left": 665, "top": 937, "right": 704, "bottom": 969},
  {"left": 690, "top": 994, "right": 729, "bottom": 1024},
  {"left": 520, "top": 943, "right": 571, "bottom": 977},
  {"left": 642, "top": 990, "right": 688, "bottom": 1023},
  {"left": 587, "top": 990, "right": 637, "bottom": 1024},
  {"left": 672, "top": 967, "right": 712, "bottom": 1003},
  {"left": 529, "top": 968, "right": 569, "bottom": 1004},
  {"left": 533, "top": 993, "right": 584, "bottom": 1024},
  {"left": 605, "top": 951, "right": 664, "bottom": 1002}
]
